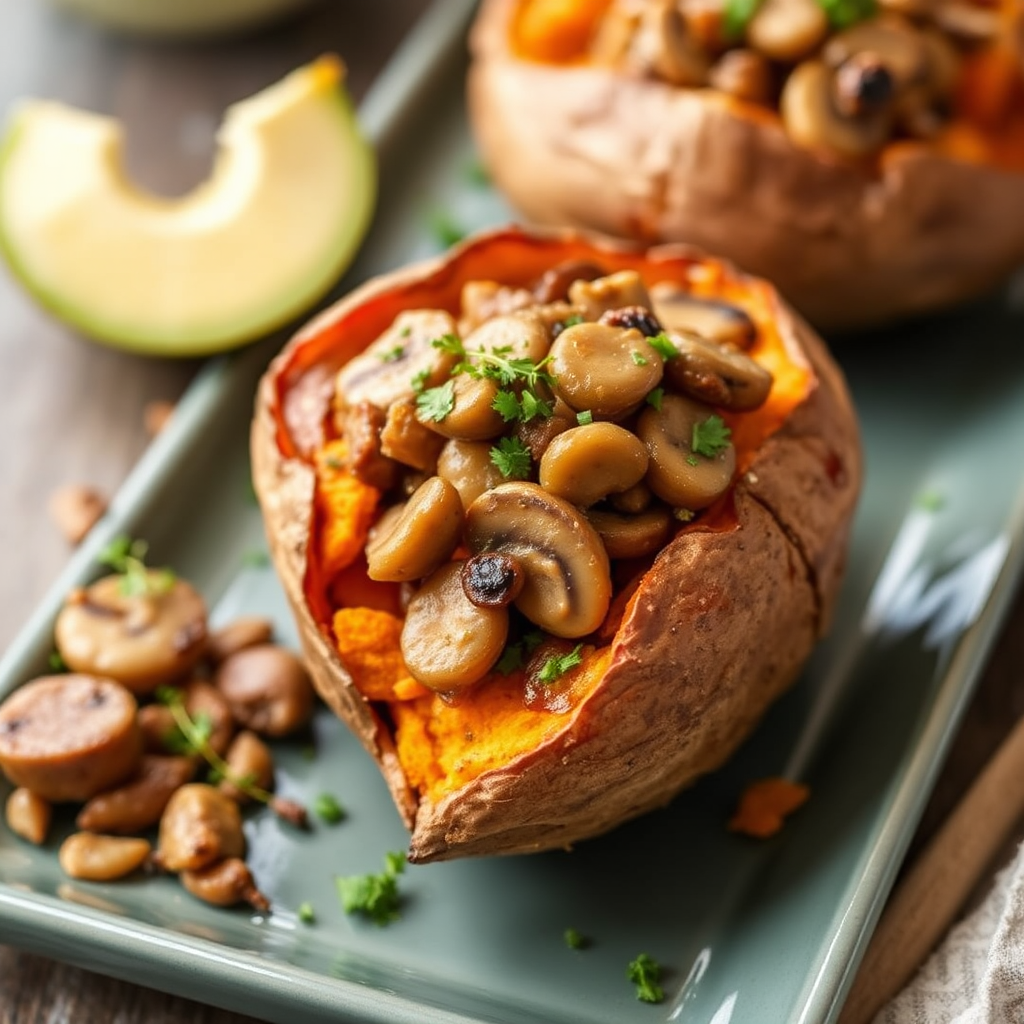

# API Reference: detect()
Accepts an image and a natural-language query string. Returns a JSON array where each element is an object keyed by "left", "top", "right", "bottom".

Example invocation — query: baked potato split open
[
  {"left": 467, "top": 0, "right": 1024, "bottom": 331},
  {"left": 251, "top": 227, "right": 860, "bottom": 862}
]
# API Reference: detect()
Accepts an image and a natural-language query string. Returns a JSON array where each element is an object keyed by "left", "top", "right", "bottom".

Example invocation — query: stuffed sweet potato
[
  {"left": 251, "top": 226, "right": 860, "bottom": 862},
  {"left": 468, "top": 0, "right": 1024, "bottom": 332}
]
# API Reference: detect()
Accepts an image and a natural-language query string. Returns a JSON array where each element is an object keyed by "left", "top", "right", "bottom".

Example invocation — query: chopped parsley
[
  {"left": 48, "top": 650, "right": 67, "bottom": 673},
  {"left": 816, "top": 0, "right": 876, "bottom": 27},
  {"left": 538, "top": 643, "right": 584, "bottom": 683},
  {"left": 314, "top": 793, "right": 346, "bottom": 825},
  {"left": 336, "top": 851, "right": 406, "bottom": 926},
  {"left": 631, "top": 350, "right": 649, "bottom": 367},
  {"left": 241, "top": 549, "right": 269, "bottom": 568},
  {"left": 627, "top": 953, "right": 665, "bottom": 1004},
  {"left": 297, "top": 901, "right": 316, "bottom": 924},
  {"left": 410, "top": 368, "right": 430, "bottom": 393},
  {"left": 723, "top": 0, "right": 762, "bottom": 36},
  {"left": 648, "top": 332, "right": 678, "bottom": 360},
  {"left": 564, "top": 927, "right": 590, "bottom": 950},
  {"left": 378, "top": 344, "right": 405, "bottom": 363},
  {"left": 561, "top": 314, "right": 583, "bottom": 329},
  {"left": 490, "top": 437, "right": 533, "bottom": 480},
  {"left": 691, "top": 415, "right": 732, "bottom": 459},
  {"left": 98, "top": 536, "right": 176, "bottom": 598},
  {"left": 576, "top": 410, "right": 594, "bottom": 426},
  {"left": 496, "top": 631, "right": 545, "bottom": 674},
  {"left": 646, "top": 387, "right": 664, "bottom": 412},
  {"left": 415, "top": 380, "right": 456, "bottom": 422}
]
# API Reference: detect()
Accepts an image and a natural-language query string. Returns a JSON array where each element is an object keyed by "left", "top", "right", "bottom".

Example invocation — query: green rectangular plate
[{"left": 2, "top": 2, "right": 1024, "bottom": 1021}]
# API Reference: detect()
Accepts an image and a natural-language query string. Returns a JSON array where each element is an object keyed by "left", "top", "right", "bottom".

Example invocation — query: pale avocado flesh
[{"left": 0, "top": 60, "right": 376, "bottom": 356}]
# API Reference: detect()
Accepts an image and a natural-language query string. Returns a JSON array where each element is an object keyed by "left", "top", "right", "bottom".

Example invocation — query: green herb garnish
[
  {"left": 723, "top": 0, "right": 762, "bottom": 37},
  {"left": 379, "top": 345, "right": 405, "bottom": 363},
  {"left": 155, "top": 686, "right": 308, "bottom": 827},
  {"left": 98, "top": 536, "right": 176, "bottom": 598},
  {"left": 648, "top": 333, "right": 679, "bottom": 360},
  {"left": 576, "top": 410, "right": 594, "bottom": 426},
  {"left": 691, "top": 415, "right": 732, "bottom": 459},
  {"left": 564, "top": 928, "right": 589, "bottom": 950},
  {"left": 336, "top": 851, "right": 406, "bottom": 926},
  {"left": 627, "top": 953, "right": 665, "bottom": 1004},
  {"left": 816, "top": 0, "right": 876, "bottom": 28},
  {"left": 560, "top": 314, "right": 583, "bottom": 330},
  {"left": 646, "top": 387, "right": 664, "bottom": 412},
  {"left": 48, "top": 651, "right": 67, "bottom": 673},
  {"left": 490, "top": 437, "right": 533, "bottom": 480},
  {"left": 415, "top": 380, "right": 456, "bottom": 422},
  {"left": 538, "top": 643, "right": 584, "bottom": 684},
  {"left": 496, "top": 631, "right": 545, "bottom": 674},
  {"left": 673, "top": 508, "right": 695, "bottom": 523},
  {"left": 631, "top": 351, "right": 649, "bottom": 367},
  {"left": 314, "top": 793, "right": 346, "bottom": 825},
  {"left": 410, "top": 368, "right": 430, "bottom": 393},
  {"left": 298, "top": 901, "right": 316, "bottom": 924},
  {"left": 242, "top": 549, "right": 269, "bottom": 568}
]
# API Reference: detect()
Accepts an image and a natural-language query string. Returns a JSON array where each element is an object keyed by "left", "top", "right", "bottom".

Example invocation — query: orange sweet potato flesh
[
  {"left": 468, "top": 0, "right": 1024, "bottom": 333},
  {"left": 251, "top": 226, "right": 861, "bottom": 862}
]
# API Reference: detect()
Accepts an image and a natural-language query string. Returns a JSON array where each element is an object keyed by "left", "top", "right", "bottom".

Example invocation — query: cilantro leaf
[
  {"left": 336, "top": 852, "right": 406, "bottom": 926},
  {"left": 627, "top": 953, "right": 665, "bottom": 1004},
  {"left": 379, "top": 345, "right": 405, "bottom": 363},
  {"left": 564, "top": 927, "right": 590, "bottom": 950},
  {"left": 646, "top": 387, "right": 664, "bottom": 412},
  {"left": 314, "top": 793, "right": 346, "bottom": 824},
  {"left": 492, "top": 389, "right": 523, "bottom": 423},
  {"left": 723, "top": 0, "right": 762, "bottom": 37},
  {"left": 431, "top": 333, "right": 465, "bottom": 357},
  {"left": 691, "top": 415, "right": 732, "bottom": 459},
  {"left": 297, "top": 901, "right": 316, "bottom": 924},
  {"left": 519, "top": 389, "right": 553, "bottom": 422},
  {"left": 631, "top": 350, "right": 649, "bottom": 367},
  {"left": 538, "top": 643, "right": 584, "bottom": 683},
  {"left": 415, "top": 380, "right": 456, "bottom": 422},
  {"left": 576, "top": 410, "right": 594, "bottom": 425},
  {"left": 490, "top": 437, "right": 533, "bottom": 480},
  {"left": 816, "top": 0, "right": 876, "bottom": 27},
  {"left": 648, "top": 332, "right": 679, "bottom": 359}
]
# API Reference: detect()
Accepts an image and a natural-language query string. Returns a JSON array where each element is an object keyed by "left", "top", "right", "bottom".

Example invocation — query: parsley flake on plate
[{"left": 627, "top": 953, "right": 665, "bottom": 1004}]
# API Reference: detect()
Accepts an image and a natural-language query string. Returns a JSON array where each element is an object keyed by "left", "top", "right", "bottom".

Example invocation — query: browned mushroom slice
[
  {"left": 55, "top": 575, "right": 208, "bottom": 694},
  {"left": 379, "top": 398, "right": 447, "bottom": 473},
  {"left": 587, "top": 506, "right": 675, "bottom": 560},
  {"left": 649, "top": 283, "right": 758, "bottom": 349},
  {"left": 0, "top": 674, "right": 142, "bottom": 802},
  {"left": 465, "top": 482, "right": 612, "bottom": 638},
  {"left": 418, "top": 374, "right": 507, "bottom": 441},
  {"left": 549, "top": 322, "right": 664, "bottom": 420},
  {"left": 630, "top": 0, "right": 710, "bottom": 86},
  {"left": 458, "top": 280, "right": 534, "bottom": 333},
  {"left": 436, "top": 438, "right": 506, "bottom": 511},
  {"left": 365, "top": 476, "right": 464, "bottom": 582},
  {"left": 637, "top": 394, "right": 737, "bottom": 509},
  {"left": 532, "top": 260, "right": 606, "bottom": 304},
  {"left": 708, "top": 49, "right": 775, "bottom": 106},
  {"left": 400, "top": 561, "right": 509, "bottom": 692},
  {"left": 663, "top": 330, "right": 773, "bottom": 411},
  {"left": 780, "top": 60, "right": 892, "bottom": 159},
  {"left": 514, "top": 410, "right": 576, "bottom": 462},
  {"left": 822, "top": 15, "right": 929, "bottom": 91},
  {"left": 568, "top": 270, "right": 654, "bottom": 322},
  {"left": 539, "top": 422, "right": 649, "bottom": 507},
  {"left": 157, "top": 783, "right": 246, "bottom": 873},
  {"left": 336, "top": 309, "right": 459, "bottom": 409},
  {"left": 746, "top": 0, "right": 830, "bottom": 63}
]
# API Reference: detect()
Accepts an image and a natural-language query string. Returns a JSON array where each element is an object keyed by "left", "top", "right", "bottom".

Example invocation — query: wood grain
[{"left": 0, "top": 1, "right": 426, "bottom": 1021}]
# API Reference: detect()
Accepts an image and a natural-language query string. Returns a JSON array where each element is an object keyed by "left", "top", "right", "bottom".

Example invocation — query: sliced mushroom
[
  {"left": 532, "top": 260, "right": 606, "bottom": 304},
  {"left": 630, "top": 0, "right": 710, "bottom": 86},
  {"left": 708, "top": 48, "right": 775, "bottom": 105},
  {"left": 458, "top": 280, "right": 534, "bottom": 333},
  {"left": 568, "top": 270, "right": 653, "bottom": 322},
  {"left": 746, "top": 0, "right": 829, "bottom": 64},
  {"left": 55, "top": 574, "right": 208, "bottom": 694},
  {"left": 833, "top": 54, "right": 897, "bottom": 118},
  {"left": 336, "top": 309, "right": 459, "bottom": 410},
  {"left": 0, "top": 674, "right": 142, "bottom": 802},
  {"left": 598, "top": 305, "right": 664, "bottom": 337},
  {"left": 156, "top": 783, "right": 245, "bottom": 873},
  {"left": 587, "top": 506, "right": 675, "bottom": 560},
  {"left": 609, "top": 480, "right": 654, "bottom": 514},
  {"left": 465, "top": 482, "right": 612, "bottom": 638},
  {"left": 418, "top": 374, "right": 506, "bottom": 441},
  {"left": 464, "top": 309, "right": 553, "bottom": 365},
  {"left": 400, "top": 561, "right": 509, "bottom": 692},
  {"left": 539, "top": 422, "right": 650, "bottom": 507},
  {"left": 637, "top": 394, "right": 737, "bottom": 509},
  {"left": 663, "top": 330, "right": 773, "bottom": 411},
  {"left": 365, "top": 476, "right": 464, "bottom": 582},
  {"left": 514, "top": 410, "right": 576, "bottom": 462},
  {"left": 435, "top": 439, "right": 505, "bottom": 511},
  {"left": 461, "top": 553, "right": 526, "bottom": 608},
  {"left": 649, "top": 283, "right": 758, "bottom": 348},
  {"left": 781, "top": 60, "right": 893, "bottom": 159},
  {"left": 549, "top": 321, "right": 664, "bottom": 419},
  {"left": 822, "top": 16, "right": 929, "bottom": 92}
]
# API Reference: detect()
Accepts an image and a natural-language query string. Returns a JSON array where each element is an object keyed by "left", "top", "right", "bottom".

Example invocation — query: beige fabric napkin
[{"left": 874, "top": 841, "right": 1024, "bottom": 1024}]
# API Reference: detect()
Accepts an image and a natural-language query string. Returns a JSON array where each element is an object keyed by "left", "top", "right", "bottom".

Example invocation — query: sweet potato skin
[
  {"left": 252, "top": 227, "right": 861, "bottom": 862},
  {"left": 467, "top": 0, "right": 1024, "bottom": 333}
]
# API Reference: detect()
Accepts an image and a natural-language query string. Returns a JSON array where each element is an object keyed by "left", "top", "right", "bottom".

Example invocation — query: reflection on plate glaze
[{"left": 864, "top": 510, "right": 1009, "bottom": 649}]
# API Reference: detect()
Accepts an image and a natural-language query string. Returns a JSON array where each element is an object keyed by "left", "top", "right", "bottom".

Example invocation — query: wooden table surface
[
  {"left": 0, "top": 1, "right": 427, "bottom": 1021},
  {"left": 0, "top": 2, "right": 1022, "bottom": 1021}
]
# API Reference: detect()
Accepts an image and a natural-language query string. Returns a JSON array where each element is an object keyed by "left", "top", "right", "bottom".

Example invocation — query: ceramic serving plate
[{"left": 3, "top": 2, "right": 1024, "bottom": 1022}]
